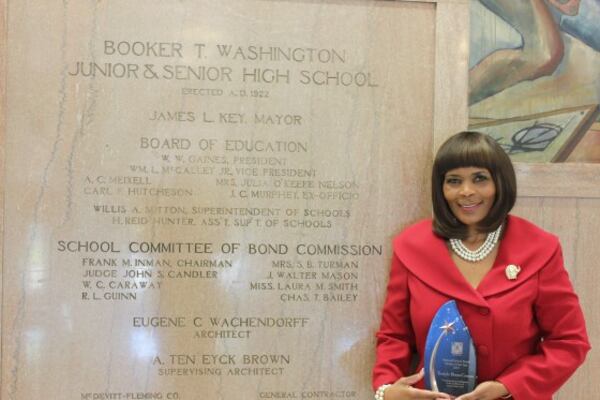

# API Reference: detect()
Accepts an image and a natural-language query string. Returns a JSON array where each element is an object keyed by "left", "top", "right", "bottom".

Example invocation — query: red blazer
[{"left": 373, "top": 215, "right": 590, "bottom": 400}]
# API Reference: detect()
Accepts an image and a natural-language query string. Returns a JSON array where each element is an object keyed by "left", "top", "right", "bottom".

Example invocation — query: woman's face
[{"left": 443, "top": 166, "right": 496, "bottom": 231}]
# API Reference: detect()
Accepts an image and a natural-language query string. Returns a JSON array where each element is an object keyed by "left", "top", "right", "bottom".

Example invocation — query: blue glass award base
[{"left": 424, "top": 300, "right": 477, "bottom": 396}]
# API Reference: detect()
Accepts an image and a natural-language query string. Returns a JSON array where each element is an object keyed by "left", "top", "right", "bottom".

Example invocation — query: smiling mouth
[{"left": 459, "top": 202, "right": 482, "bottom": 210}]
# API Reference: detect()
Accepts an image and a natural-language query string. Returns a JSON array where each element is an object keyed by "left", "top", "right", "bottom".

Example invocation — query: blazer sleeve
[
  {"left": 372, "top": 252, "right": 416, "bottom": 390},
  {"left": 495, "top": 245, "right": 591, "bottom": 399}
]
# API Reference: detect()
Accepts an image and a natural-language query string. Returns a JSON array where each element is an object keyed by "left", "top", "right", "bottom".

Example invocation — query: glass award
[{"left": 424, "top": 300, "right": 477, "bottom": 396}]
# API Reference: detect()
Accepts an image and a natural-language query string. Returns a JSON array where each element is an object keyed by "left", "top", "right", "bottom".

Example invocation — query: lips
[{"left": 459, "top": 202, "right": 483, "bottom": 212}]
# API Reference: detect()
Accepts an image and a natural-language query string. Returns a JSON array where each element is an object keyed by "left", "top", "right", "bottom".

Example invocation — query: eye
[
  {"left": 445, "top": 177, "right": 461, "bottom": 185},
  {"left": 473, "top": 174, "right": 490, "bottom": 183}
]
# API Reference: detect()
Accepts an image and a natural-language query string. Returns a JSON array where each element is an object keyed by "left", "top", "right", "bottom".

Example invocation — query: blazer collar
[
  {"left": 393, "top": 216, "right": 559, "bottom": 306},
  {"left": 477, "top": 215, "right": 559, "bottom": 297}
]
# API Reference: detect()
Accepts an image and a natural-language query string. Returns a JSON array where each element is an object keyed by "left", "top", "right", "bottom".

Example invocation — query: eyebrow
[{"left": 445, "top": 170, "right": 490, "bottom": 177}]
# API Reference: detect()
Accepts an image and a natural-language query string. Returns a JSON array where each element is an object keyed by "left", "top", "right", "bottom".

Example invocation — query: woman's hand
[
  {"left": 454, "top": 381, "right": 510, "bottom": 400},
  {"left": 383, "top": 369, "right": 452, "bottom": 400}
]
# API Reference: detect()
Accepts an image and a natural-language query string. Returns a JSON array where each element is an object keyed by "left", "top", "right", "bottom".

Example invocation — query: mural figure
[{"left": 469, "top": 0, "right": 600, "bottom": 163}]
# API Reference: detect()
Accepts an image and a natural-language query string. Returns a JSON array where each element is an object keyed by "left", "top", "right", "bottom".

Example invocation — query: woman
[{"left": 372, "top": 131, "right": 590, "bottom": 400}]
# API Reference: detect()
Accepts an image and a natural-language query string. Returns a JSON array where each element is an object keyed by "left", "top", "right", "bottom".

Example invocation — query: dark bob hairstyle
[{"left": 432, "top": 131, "right": 516, "bottom": 239}]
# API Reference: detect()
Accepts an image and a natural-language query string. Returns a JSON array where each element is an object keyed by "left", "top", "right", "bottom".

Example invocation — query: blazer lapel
[
  {"left": 477, "top": 215, "right": 559, "bottom": 297},
  {"left": 394, "top": 220, "right": 488, "bottom": 307}
]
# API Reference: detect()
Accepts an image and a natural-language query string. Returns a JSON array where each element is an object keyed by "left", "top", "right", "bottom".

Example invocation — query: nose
[{"left": 459, "top": 182, "right": 475, "bottom": 196}]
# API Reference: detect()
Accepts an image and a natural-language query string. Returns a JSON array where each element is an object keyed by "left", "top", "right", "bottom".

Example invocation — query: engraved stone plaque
[{"left": 2, "top": 1, "right": 436, "bottom": 399}]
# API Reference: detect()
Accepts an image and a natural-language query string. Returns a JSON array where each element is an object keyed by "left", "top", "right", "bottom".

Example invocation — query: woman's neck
[{"left": 463, "top": 228, "right": 486, "bottom": 247}]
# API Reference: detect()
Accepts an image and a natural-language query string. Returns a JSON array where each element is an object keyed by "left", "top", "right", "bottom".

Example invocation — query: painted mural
[{"left": 469, "top": 0, "right": 600, "bottom": 163}]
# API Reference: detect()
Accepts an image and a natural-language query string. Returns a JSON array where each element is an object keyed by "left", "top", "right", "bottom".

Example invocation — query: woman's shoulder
[
  {"left": 505, "top": 215, "right": 559, "bottom": 245},
  {"left": 391, "top": 215, "right": 560, "bottom": 249},
  {"left": 395, "top": 218, "right": 433, "bottom": 236},
  {"left": 502, "top": 215, "right": 562, "bottom": 268},
  {"left": 392, "top": 218, "right": 439, "bottom": 249}
]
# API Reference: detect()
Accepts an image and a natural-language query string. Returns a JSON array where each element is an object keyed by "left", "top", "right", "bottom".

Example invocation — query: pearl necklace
[{"left": 449, "top": 224, "right": 502, "bottom": 262}]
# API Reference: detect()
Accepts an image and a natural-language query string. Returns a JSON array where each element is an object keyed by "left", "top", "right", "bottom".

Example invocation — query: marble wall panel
[
  {"left": 0, "top": 0, "right": 5, "bottom": 386},
  {"left": 2, "top": 1, "right": 441, "bottom": 399}
]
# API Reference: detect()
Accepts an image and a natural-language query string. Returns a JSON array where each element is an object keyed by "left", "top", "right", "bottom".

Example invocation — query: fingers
[
  {"left": 386, "top": 384, "right": 452, "bottom": 399},
  {"left": 456, "top": 388, "right": 483, "bottom": 400},
  {"left": 398, "top": 388, "right": 452, "bottom": 399},
  {"left": 396, "top": 368, "right": 424, "bottom": 386},
  {"left": 408, "top": 389, "right": 452, "bottom": 399},
  {"left": 454, "top": 380, "right": 509, "bottom": 400},
  {"left": 402, "top": 386, "right": 452, "bottom": 399},
  {"left": 389, "top": 370, "right": 452, "bottom": 399}
]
